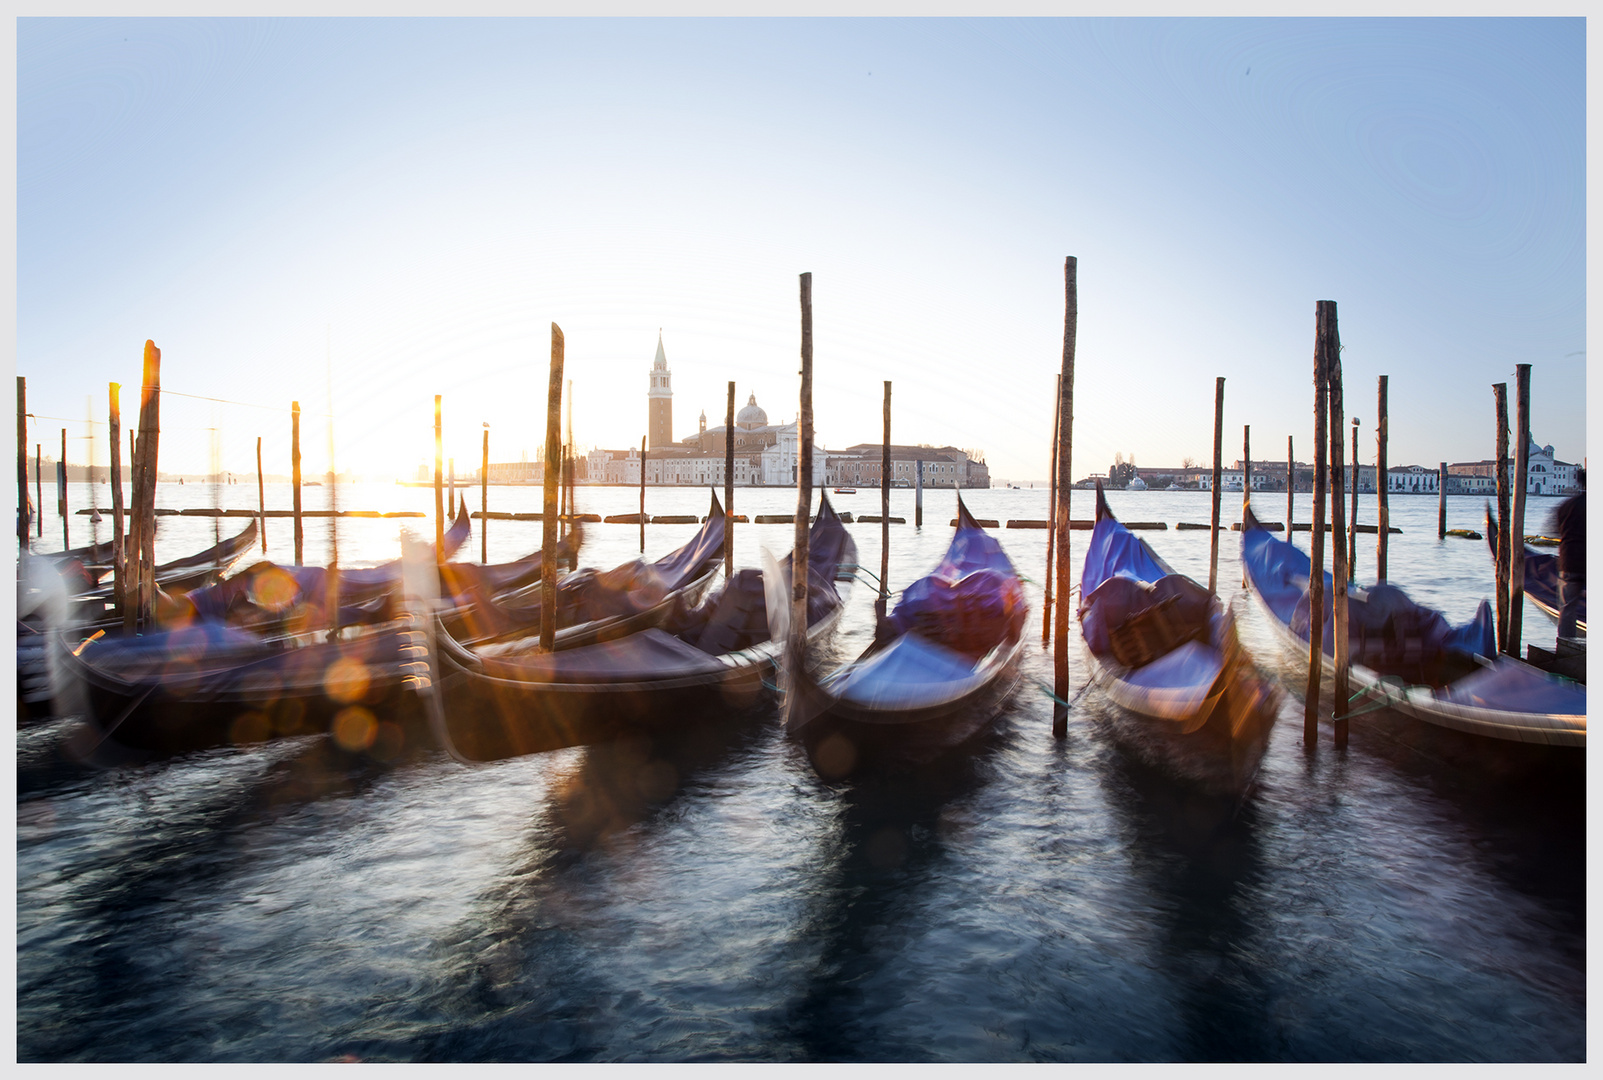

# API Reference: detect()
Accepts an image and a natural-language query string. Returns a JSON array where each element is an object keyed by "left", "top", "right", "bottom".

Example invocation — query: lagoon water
[{"left": 16, "top": 483, "right": 1586, "bottom": 1061}]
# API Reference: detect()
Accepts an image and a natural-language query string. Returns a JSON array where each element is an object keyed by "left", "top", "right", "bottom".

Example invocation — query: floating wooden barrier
[
  {"left": 652, "top": 514, "right": 699, "bottom": 524},
  {"left": 1122, "top": 522, "right": 1167, "bottom": 530},
  {"left": 703, "top": 514, "right": 749, "bottom": 524},
  {"left": 756, "top": 513, "right": 795, "bottom": 524},
  {"left": 1228, "top": 521, "right": 1284, "bottom": 531},
  {"left": 1290, "top": 522, "right": 1400, "bottom": 534},
  {"left": 1527, "top": 535, "right": 1559, "bottom": 547},
  {"left": 1445, "top": 529, "right": 1484, "bottom": 540},
  {"left": 1176, "top": 522, "right": 1224, "bottom": 531},
  {"left": 860, "top": 515, "right": 906, "bottom": 524},
  {"left": 951, "top": 517, "right": 1000, "bottom": 528},
  {"left": 1009, "top": 518, "right": 1093, "bottom": 530},
  {"left": 605, "top": 513, "right": 645, "bottom": 524}
]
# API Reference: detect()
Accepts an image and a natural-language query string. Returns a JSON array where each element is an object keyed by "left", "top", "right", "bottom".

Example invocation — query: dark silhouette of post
[
  {"left": 59, "top": 428, "right": 68, "bottom": 550},
  {"left": 1437, "top": 463, "right": 1448, "bottom": 539},
  {"left": 1241, "top": 423, "right": 1250, "bottom": 586},
  {"left": 109, "top": 384, "right": 124, "bottom": 612},
  {"left": 15, "top": 377, "right": 27, "bottom": 549},
  {"left": 326, "top": 397, "right": 340, "bottom": 642},
  {"left": 1348, "top": 418, "right": 1359, "bottom": 582},
  {"left": 1285, "top": 435, "right": 1294, "bottom": 535},
  {"left": 639, "top": 436, "right": 647, "bottom": 553},
  {"left": 1043, "top": 373, "right": 1060, "bottom": 645},
  {"left": 433, "top": 395, "right": 444, "bottom": 565},
  {"left": 1305, "top": 305, "right": 1330, "bottom": 748},
  {"left": 256, "top": 435, "right": 266, "bottom": 553},
  {"left": 1326, "top": 307, "right": 1350, "bottom": 749},
  {"left": 1493, "top": 383, "right": 1511, "bottom": 653},
  {"left": 1052, "top": 256, "right": 1077, "bottom": 737},
  {"left": 36, "top": 444, "right": 43, "bottom": 539},
  {"left": 1208, "top": 378, "right": 1224, "bottom": 595},
  {"left": 880, "top": 381, "right": 892, "bottom": 619},
  {"left": 481, "top": 424, "right": 490, "bottom": 564},
  {"left": 1509, "top": 363, "right": 1531, "bottom": 658},
  {"left": 292, "top": 401, "right": 304, "bottom": 566},
  {"left": 1376, "top": 376, "right": 1389, "bottom": 580},
  {"left": 540, "top": 324, "right": 564, "bottom": 651},
  {"left": 726, "top": 381, "right": 736, "bottom": 580},
  {"left": 783, "top": 272, "right": 815, "bottom": 730}
]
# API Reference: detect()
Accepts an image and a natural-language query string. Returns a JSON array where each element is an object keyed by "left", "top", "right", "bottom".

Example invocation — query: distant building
[
  {"left": 648, "top": 332, "right": 674, "bottom": 450},
  {"left": 1446, "top": 436, "right": 1580, "bottom": 496}
]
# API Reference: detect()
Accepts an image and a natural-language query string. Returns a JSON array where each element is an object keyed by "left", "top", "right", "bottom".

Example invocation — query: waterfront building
[{"left": 1447, "top": 436, "right": 1580, "bottom": 496}]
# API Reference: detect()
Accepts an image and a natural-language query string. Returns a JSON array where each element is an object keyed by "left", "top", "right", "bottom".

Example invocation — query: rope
[
  {"left": 1034, "top": 675, "right": 1093, "bottom": 710},
  {"left": 1333, "top": 675, "right": 1416, "bottom": 722}
]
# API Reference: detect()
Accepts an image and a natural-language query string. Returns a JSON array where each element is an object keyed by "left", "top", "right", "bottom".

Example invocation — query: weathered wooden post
[
  {"left": 36, "top": 444, "right": 43, "bottom": 539},
  {"left": 1326, "top": 307, "right": 1351, "bottom": 749},
  {"left": 1348, "top": 418, "right": 1359, "bottom": 582},
  {"left": 16, "top": 377, "right": 27, "bottom": 549},
  {"left": 1305, "top": 305, "right": 1330, "bottom": 748},
  {"left": 880, "top": 380, "right": 892, "bottom": 619},
  {"left": 1493, "top": 383, "right": 1511, "bottom": 652},
  {"left": 256, "top": 435, "right": 266, "bottom": 553},
  {"left": 726, "top": 381, "right": 736, "bottom": 580},
  {"left": 639, "top": 436, "right": 647, "bottom": 553},
  {"left": 432, "top": 395, "right": 444, "bottom": 564},
  {"left": 133, "top": 340, "right": 161, "bottom": 626},
  {"left": 915, "top": 457, "right": 923, "bottom": 527},
  {"left": 1376, "top": 376, "right": 1389, "bottom": 580},
  {"left": 59, "top": 428, "right": 68, "bottom": 551},
  {"left": 1051, "top": 256, "right": 1077, "bottom": 738},
  {"left": 326, "top": 401, "right": 340, "bottom": 642},
  {"left": 292, "top": 401, "right": 304, "bottom": 566},
  {"left": 1043, "top": 374, "right": 1060, "bottom": 645},
  {"left": 109, "top": 384, "right": 124, "bottom": 612},
  {"left": 1509, "top": 363, "right": 1531, "bottom": 658},
  {"left": 783, "top": 272, "right": 815, "bottom": 731},
  {"left": 1208, "top": 378, "right": 1224, "bottom": 595},
  {"left": 1437, "top": 463, "right": 1448, "bottom": 539},
  {"left": 1241, "top": 423, "right": 1250, "bottom": 586},
  {"left": 1285, "top": 435, "right": 1294, "bottom": 535},
  {"left": 540, "top": 324, "right": 565, "bottom": 651},
  {"left": 481, "top": 423, "right": 490, "bottom": 564},
  {"left": 565, "top": 379, "right": 575, "bottom": 562}
]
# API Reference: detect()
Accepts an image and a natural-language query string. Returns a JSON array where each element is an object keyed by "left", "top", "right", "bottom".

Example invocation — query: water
[{"left": 17, "top": 484, "right": 1586, "bottom": 1061}]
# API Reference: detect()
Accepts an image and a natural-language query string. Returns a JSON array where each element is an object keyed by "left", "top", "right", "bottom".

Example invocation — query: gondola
[
  {"left": 428, "top": 491, "right": 856, "bottom": 763},
  {"left": 1077, "top": 483, "right": 1279, "bottom": 793},
  {"left": 55, "top": 495, "right": 723, "bottom": 760},
  {"left": 1242, "top": 504, "right": 1584, "bottom": 748},
  {"left": 782, "top": 495, "right": 1027, "bottom": 771},
  {"left": 1486, "top": 505, "right": 1584, "bottom": 634}
]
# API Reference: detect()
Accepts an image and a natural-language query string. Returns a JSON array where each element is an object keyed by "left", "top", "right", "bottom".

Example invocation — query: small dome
[{"left": 736, "top": 393, "right": 768, "bottom": 430}]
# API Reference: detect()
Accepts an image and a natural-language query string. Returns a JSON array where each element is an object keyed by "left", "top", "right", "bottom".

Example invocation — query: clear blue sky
[{"left": 16, "top": 17, "right": 1586, "bottom": 482}]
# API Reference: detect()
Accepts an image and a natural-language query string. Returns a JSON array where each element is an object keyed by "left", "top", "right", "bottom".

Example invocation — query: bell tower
[{"left": 648, "top": 330, "right": 673, "bottom": 449}]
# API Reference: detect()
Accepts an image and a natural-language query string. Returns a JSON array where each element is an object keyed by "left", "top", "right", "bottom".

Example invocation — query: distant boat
[
  {"left": 1127, "top": 476, "right": 1148, "bottom": 491},
  {"left": 833, "top": 487, "right": 857, "bottom": 495}
]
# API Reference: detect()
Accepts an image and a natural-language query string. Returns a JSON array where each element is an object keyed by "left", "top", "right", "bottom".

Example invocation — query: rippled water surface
[{"left": 17, "top": 484, "right": 1586, "bottom": 1061}]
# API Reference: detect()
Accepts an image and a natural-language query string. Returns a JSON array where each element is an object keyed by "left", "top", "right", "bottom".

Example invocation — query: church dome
[{"left": 736, "top": 393, "right": 768, "bottom": 430}]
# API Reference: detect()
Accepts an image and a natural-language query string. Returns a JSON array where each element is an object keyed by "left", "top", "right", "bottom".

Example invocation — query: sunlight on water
[{"left": 18, "top": 485, "right": 1584, "bottom": 1062}]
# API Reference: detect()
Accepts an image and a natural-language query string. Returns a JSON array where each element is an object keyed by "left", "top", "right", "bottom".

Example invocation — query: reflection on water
[{"left": 17, "top": 487, "right": 1587, "bottom": 1062}]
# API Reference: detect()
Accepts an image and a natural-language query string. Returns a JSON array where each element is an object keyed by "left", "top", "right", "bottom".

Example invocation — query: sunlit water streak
[{"left": 18, "top": 484, "right": 1585, "bottom": 1062}]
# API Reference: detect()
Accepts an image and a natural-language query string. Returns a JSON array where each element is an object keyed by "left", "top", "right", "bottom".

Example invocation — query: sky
[{"left": 14, "top": 17, "right": 1587, "bottom": 483}]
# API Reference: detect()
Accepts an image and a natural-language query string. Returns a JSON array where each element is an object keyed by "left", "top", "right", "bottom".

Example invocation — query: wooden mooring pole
[
  {"left": 1286, "top": 435, "right": 1294, "bottom": 535},
  {"left": 292, "top": 401, "right": 304, "bottom": 566},
  {"left": 109, "top": 384, "right": 124, "bottom": 612},
  {"left": 783, "top": 272, "right": 815, "bottom": 731},
  {"left": 1326, "top": 306, "right": 1351, "bottom": 749},
  {"left": 432, "top": 396, "right": 444, "bottom": 565},
  {"left": 1348, "top": 418, "right": 1359, "bottom": 582},
  {"left": 915, "top": 457, "right": 923, "bottom": 527},
  {"left": 133, "top": 340, "right": 161, "bottom": 627},
  {"left": 36, "top": 444, "right": 43, "bottom": 539},
  {"left": 16, "top": 377, "right": 27, "bottom": 549},
  {"left": 256, "top": 435, "right": 266, "bottom": 553},
  {"left": 726, "top": 381, "right": 736, "bottom": 581},
  {"left": 1437, "top": 463, "right": 1448, "bottom": 540},
  {"left": 59, "top": 428, "right": 69, "bottom": 551},
  {"left": 1240, "top": 423, "right": 1249, "bottom": 587},
  {"left": 1043, "top": 373, "right": 1060, "bottom": 645},
  {"left": 639, "top": 436, "right": 647, "bottom": 553},
  {"left": 1376, "top": 376, "right": 1389, "bottom": 580},
  {"left": 1051, "top": 256, "right": 1077, "bottom": 738},
  {"left": 481, "top": 424, "right": 490, "bottom": 564},
  {"left": 1305, "top": 305, "right": 1330, "bottom": 748},
  {"left": 880, "top": 380, "right": 892, "bottom": 618},
  {"left": 1208, "top": 378, "right": 1224, "bottom": 596},
  {"left": 1509, "top": 363, "right": 1531, "bottom": 658},
  {"left": 1493, "top": 383, "right": 1511, "bottom": 653},
  {"left": 540, "top": 325, "right": 564, "bottom": 651}
]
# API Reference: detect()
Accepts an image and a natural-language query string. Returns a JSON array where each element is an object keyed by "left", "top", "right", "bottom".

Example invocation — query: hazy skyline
[{"left": 17, "top": 17, "right": 1585, "bottom": 483}]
